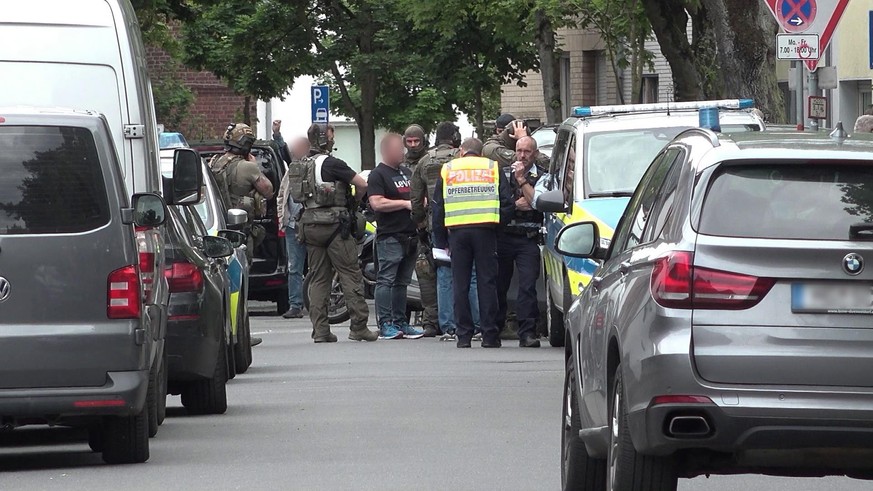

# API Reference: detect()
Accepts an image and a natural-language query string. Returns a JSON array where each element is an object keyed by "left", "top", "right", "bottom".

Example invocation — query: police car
[{"left": 535, "top": 99, "right": 765, "bottom": 347}]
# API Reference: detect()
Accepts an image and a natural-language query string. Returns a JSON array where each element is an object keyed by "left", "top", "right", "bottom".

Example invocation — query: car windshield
[
  {"left": 700, "top": 162, "right": 873, "bottom": 240},
  {"left": 159, "top": 132, "right": 188, "bottom": 149},
  {"left": 583, "top": 128, "right": 685, "bottom": 196}
]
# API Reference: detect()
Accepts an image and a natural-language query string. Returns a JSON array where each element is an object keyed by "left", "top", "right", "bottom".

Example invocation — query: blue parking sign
[{"left": 311, "top": 85, "right": 330, "bottom": 124}]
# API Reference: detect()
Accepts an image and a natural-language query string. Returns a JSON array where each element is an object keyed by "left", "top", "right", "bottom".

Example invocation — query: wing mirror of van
[
  {"left": 201, "top": 236, "right": 234, "bottom": 259},
  {"left": 226, "top": 209, "right": 249, "bottom": 230},
  {"left": 130, "top": 193, "right": 167, "bottom": 228},
  {"left": 170, "top": 148, "right": 203, "bottom": 205},
  {"left": 554, "top": 222, "right": 599, "bottom": 258},
  {"left": 218, "top": 230, "right": 247, "bottom": 249},
  {"left": 535, "top": 188, "right": 569, "bottom": 213}
]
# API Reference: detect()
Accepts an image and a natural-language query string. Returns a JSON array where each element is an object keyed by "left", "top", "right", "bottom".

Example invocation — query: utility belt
[
  {"left": 377, "top": 231, "right": 420, "bottom": 257},
  {"left": 502, "top": 224, "right": 542, "bottom": 242}
]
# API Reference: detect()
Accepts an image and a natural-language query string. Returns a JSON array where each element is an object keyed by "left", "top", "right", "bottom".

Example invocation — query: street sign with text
[
  {"left": 311, "top": 85, "right": 329, "bottom": 124},
  {"left": 777, "top": 34, "right": 820, "bottom": 60},
  {"left": 808, "top": 96, "right": 827, "bottom": 119},
  {"left": 764, "top": 0, "right": 850, "bottom": 70}
]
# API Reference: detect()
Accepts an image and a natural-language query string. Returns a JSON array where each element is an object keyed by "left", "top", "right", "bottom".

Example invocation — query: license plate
[{"left": 792, "top": 282, "right": 873, "bottom": 314}]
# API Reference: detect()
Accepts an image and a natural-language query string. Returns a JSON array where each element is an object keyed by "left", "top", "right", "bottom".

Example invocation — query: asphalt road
[{"left": 0, "top": 303, "right": 871, "bottom": 491}]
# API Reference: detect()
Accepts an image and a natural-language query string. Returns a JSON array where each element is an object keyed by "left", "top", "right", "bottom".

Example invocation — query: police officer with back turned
[
  {"left": 431, "top": 138, "right": 514, "bottom": 348},
  {"left": 292, "top": 123, "right": 378, "bottom": 343}
]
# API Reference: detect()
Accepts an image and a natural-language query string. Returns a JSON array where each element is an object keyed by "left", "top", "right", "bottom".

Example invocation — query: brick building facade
[{"left": 145, "top": 45, "right": 256, "bottom": 140}]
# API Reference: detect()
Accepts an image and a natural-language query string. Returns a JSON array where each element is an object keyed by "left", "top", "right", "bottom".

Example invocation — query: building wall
[{"left": 145, "top": 45, "right": 256, "bottom": 141}]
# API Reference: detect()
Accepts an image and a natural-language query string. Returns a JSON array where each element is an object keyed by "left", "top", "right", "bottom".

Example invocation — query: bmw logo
[
  {"left": 0, "top": 277, "right": 9, "bottom": 302},
  {"left": 843, "top": 253, "right": 864, "bottom": 276}
]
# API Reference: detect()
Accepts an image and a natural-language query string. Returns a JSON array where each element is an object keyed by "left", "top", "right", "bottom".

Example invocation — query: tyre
[
  {"left": 101, "top": 406, "right": 150, "bottom": 464},
  {"left": 608, "top": 365, "right": 678, "bottom": 491},
  {"left": 303, "top": 273, "right": 350, "bottom": 324},
  {"left": 157, "top": 348, "right": 168, "bottom": 425},
  {"left": 88, "top": 426, "right": 104, "bottom": 453},
  {"left": 547, "top": 275, "right": 566, "bottom": 347},
  {"left": 562, "top": 357, "right": 606, "bottom": 491},
  {"left": 180, "top": 336, "right": 228, "bottom": 415},
  {"left": 234, "top": 312, "right": 252, "bottom": 374},
  {"left": 226, "top": 333, "right": 237, "bottom": 381},
  {"left": 276, "top": 290, "right": 290, "bottom": 316},
  {"left": 146, "top": 363, "right": 158, "bottom": 438}
]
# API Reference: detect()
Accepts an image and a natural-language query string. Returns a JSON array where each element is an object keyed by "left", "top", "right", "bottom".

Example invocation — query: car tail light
[
  {"left": 74, "top": 399, "right": 126, "bottom": 408},
  {"left": 651, "top": 252, "right": 775, "bottom": 310},
  {"left": 165, "top": 262, "right": 204, "bottom": 293},
  {"left": 134, "top": 227, "right": 157, "bottom": 299},
  {"left": 108, "top": 265, "right": 141, "bottom": 319}
]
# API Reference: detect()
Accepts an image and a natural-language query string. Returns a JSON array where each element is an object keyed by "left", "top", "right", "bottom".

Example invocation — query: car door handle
[
  {"left": 619, "top": 261, "right": 631, "bottom": 275},
  {"left": 590, "top": 276, "right": 603, "bottom": 290}
]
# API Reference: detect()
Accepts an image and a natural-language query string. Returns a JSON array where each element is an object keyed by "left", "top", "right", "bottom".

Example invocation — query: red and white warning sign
[{"left": 764, "top": 0, "right": 849, "bottom": 70}]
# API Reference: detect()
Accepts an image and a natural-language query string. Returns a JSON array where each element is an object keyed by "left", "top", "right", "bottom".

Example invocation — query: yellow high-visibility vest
[{"left": 441, "top": 156, "right": 501, "bottom": 227}]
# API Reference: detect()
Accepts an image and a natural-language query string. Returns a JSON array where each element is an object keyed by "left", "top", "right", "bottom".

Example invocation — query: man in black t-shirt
[
  {"left": 299, "top": 123, "right": 378, "bottom": 343},
  {"left": 367, "top": 133, "right": 424, "bottom": 340}
]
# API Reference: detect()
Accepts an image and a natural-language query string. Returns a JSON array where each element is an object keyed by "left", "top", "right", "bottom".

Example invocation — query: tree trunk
[
  {"left": 473, "top": 83, "right": 485, "bottom": 138},
  {"left": 534, "top": 9, "right": 562, "bottom": 124},
  {"left": 701, "top": 0, "right": 786, "bottom": 123},
  {"left": 641, "top": 0, "right": 704, "bottom": 101},
  {"left": 242, "top": 95, "right": 252, "bottom": 126}
]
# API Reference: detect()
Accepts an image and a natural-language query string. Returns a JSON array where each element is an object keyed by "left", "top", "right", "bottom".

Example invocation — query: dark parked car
[
  {"left": 163, "top": 205, "right": 236, "bottom": 415},
  {"left": 543, "top": 127, "right": 873, "bottom": 489},
  {"left": 191, "top": 140, "right": 288, "bottom": 314}
]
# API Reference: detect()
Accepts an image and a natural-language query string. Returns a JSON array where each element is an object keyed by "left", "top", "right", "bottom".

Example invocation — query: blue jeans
[
  {"left": 284, "top": 226, "right": 307, "bottom": 310},
  {"left": 436, "top": 264, "right": 480, "bottom": 334},
  {"left": 375, "top": 235, "right": 417, "bottom": 326}
]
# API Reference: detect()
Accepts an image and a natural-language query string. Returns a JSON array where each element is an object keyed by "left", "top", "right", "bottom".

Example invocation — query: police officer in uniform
[
  {"left": 298, "top": 123, "right": 378, "bottom": 343},
  {"left": 403, "top": 124, "right": 439, "bottom": 337},
  {"left": 431, "top": 138, "right": 514, "bottom": 348},
  {"left": 498, "top": 136, "right": 543, "bottom": 348}
]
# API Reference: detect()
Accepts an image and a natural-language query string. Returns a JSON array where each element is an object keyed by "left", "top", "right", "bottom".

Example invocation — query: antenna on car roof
[{"left": 666, "top": 102, "right": 670, "bottom": 116}]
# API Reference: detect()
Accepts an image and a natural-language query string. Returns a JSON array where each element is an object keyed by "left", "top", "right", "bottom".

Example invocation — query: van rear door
[{"left": 0, "top": 123, "right": 139, "bottom": 389}]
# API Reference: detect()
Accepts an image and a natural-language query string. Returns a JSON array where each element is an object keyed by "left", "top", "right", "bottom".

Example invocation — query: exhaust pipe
[{"left": 667, "top": 415, "right": 711, "bottom": 438}]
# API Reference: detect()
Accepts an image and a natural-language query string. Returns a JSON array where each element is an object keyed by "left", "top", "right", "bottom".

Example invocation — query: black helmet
[{"left": 223, "top": 123, "right": 255, "bottom": 156}]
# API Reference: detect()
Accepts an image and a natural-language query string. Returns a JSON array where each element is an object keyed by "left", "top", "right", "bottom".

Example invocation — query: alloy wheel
[{"left": 608, "top": 384, "right": 621, "bottom": 491}]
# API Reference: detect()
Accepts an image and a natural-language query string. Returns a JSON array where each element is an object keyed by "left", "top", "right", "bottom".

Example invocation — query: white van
[{"left": 0, "top": 0, "right": 161, "bottom": 196}]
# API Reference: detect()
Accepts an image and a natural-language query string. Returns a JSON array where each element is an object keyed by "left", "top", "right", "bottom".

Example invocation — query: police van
[{"left": 536, "top": 100, "right": 765, "bottom": 347}]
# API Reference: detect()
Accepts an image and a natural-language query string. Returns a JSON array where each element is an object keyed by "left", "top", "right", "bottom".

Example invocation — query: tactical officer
[
  {"left": 431, "top": 138, "right": 514, "bottom": 348},
  {"left": 411, "top": 122, "right": 480, "bottom": 339},
  {"left": 298, "top": 123, "right": 378, "bottom": 343},
  {"left": 483, "top": 119, "right": 530, "bottom": 169},
  {"left": 402, "top": 124, "right": 439, "bottom": 337},
  {"left": 497, "top": 136, "right": 544, "bottom": 348},
  {"left": 494, "top": 113, "right": 515, "bottom": 135}
]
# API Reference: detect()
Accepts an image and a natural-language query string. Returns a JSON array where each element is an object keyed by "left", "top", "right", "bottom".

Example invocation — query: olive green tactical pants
[
  {"left": 415, "top": 247, "right": 438, "bottom": 330},
  {"left": 300, "top": 223, "right": 370, "bottom": 337}
]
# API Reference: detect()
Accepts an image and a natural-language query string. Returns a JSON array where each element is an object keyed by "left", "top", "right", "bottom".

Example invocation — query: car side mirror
[
  {"left": 535, "top": 188, "right": 568, "bottom": 213},
  {"left": 218, "top": 230, "right": 247, "bottom": 248},
  {"left": 554, "top": 222, "right": 599, "bottom": 258},
  {"left": 169, "top": 148, "right": 203, "bottom": 205},
  {"left": 202, "top": 235, "right": 234, "bottom": 259},
  {"left": 226, "top": 209, "right": 248, "bottom": 231},
  {"left": 130, "top": 193, "right": 167, "bottom": 228}
]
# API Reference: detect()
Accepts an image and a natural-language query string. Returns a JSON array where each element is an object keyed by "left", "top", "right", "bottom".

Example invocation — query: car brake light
[
  {"left": 165, "top": 262, "right": 204, "bottom": 293},
  {"left": 108, "top": 265, "right": 141, "bottom": 319},
  {"left": 650, "top": 395, "right": 713, "bottom": 406},
  {"left": 651, "top": 252, "right": 775, "bottom": 310},
  {"left": 134, "top": 227, "right": 157, "bottom": 298},
  {"left": 74, "top": 399, "right": 126, "bottom": 408}
]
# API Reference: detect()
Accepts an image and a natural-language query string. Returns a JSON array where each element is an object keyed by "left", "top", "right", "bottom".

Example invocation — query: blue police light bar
[{"left": 571, "top": 99, "right": 755, "bottom": 117}]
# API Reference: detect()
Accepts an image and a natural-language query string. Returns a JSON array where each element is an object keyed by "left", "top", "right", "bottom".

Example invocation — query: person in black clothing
[
  {"left": 498, "top": 136, "right": 544, "bottom": 348},
  {"left": 368, "top": 133, "right": 424, "bottom": 340},
  {"left": 431, "top": 138, "right": 515, "bottom": 348}
]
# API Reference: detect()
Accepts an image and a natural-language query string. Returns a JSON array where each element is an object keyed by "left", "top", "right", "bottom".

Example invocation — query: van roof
[{"left": 3, "top": 0, "right": 114, "bottom": 27}]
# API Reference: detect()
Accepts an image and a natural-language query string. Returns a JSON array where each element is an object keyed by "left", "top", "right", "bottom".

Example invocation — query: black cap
[{"left": 496, "top": 113, "right": 515, "bottom": 131}]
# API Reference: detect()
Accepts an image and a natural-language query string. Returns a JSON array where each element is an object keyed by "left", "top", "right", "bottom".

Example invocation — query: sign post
[{"left": 310, "top": 85, "right": 330, "bottom": 124}]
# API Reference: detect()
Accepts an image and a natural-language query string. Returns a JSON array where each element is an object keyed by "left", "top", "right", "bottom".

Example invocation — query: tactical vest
[
  {"left": 441, "top": 156, "right": 501, "bottom": 228},
  {"left": 504, "top": 166, "right": 544, "bottom": 232},
  {"left": 422, "top": 145, "right": 459, "bottom": 203},
  {"left": 296, "top": 154, "right": 350, "bottom": 225},
  {"left": 210, "top": 154, "right": 261, "bottom": 217}
]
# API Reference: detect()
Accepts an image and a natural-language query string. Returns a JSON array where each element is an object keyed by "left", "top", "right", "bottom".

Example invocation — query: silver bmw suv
[{"left": 540, "top": 127, "right": 873, "bottom": 490}]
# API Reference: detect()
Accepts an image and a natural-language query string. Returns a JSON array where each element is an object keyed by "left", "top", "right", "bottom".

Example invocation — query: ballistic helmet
[{"left": 224, "top": 123, "right": 255, "bottom": 155}]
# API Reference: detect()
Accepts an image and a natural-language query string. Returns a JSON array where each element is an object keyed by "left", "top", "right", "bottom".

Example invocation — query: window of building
[{"left": 642, "top": 75, "right": 659, "bottom": 103}]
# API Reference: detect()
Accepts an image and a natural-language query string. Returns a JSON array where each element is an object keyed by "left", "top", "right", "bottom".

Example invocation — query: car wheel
[
  {"left": 88, "top": 426, "right": 104, "bottom": 453},
  {"left": 608, "top": 365, "right": 678, "bottom": 491},
  {"left": 547, "top": 274, "right": 566, "bottom": 347},
  {"left": 157, "top": 348, "right": 168, "bottom": 425},
  {"left": 180, "top": 336, "right": 228, "bottom": 415},
  {"left": 226, "top": 333, "right": 237, "bottom": 381},
  {"left": 276, "top": 290, "right": 290, "bottom": 316},
  {"left": 562, "top": 357, "right": 606, "bottom": 490},
  {"left": 146, "top": 363, "right": 158, "bottom": 438},
  {"left": 303, "top": 273, "right": 350, "bottom": 325},
  {"left": 101, "top": 405, "right": 150, "bottom": 464},
  {"left": 234, "top": 312, "right": 252, "bottom": 374}
]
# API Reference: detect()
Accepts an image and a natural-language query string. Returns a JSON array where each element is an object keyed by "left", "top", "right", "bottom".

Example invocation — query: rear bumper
[
  {"left": 166, "top": 318, "right": 219, "bottom": 381},
  {"left": 0, "top": 370, "right": 148, "bottom": 419},
  {"left": 247, "top": 272, "right": 286, "bottom": 300}
]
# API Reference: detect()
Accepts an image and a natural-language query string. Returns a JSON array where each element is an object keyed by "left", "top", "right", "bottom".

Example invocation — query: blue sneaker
[
  {"left": 397, "top": 322, "right": 424, "bottom": 340},
  {"left": 379, "top": 324, "right": 403, "bottom": 340}
]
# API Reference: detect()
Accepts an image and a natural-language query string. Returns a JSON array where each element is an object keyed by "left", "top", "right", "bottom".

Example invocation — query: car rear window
[
  {"left": 0, "top": 126, "right": 110, "bottom": 235},
  {"left": 699, "top": 163, "right": 873, "bottom": 240}
]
